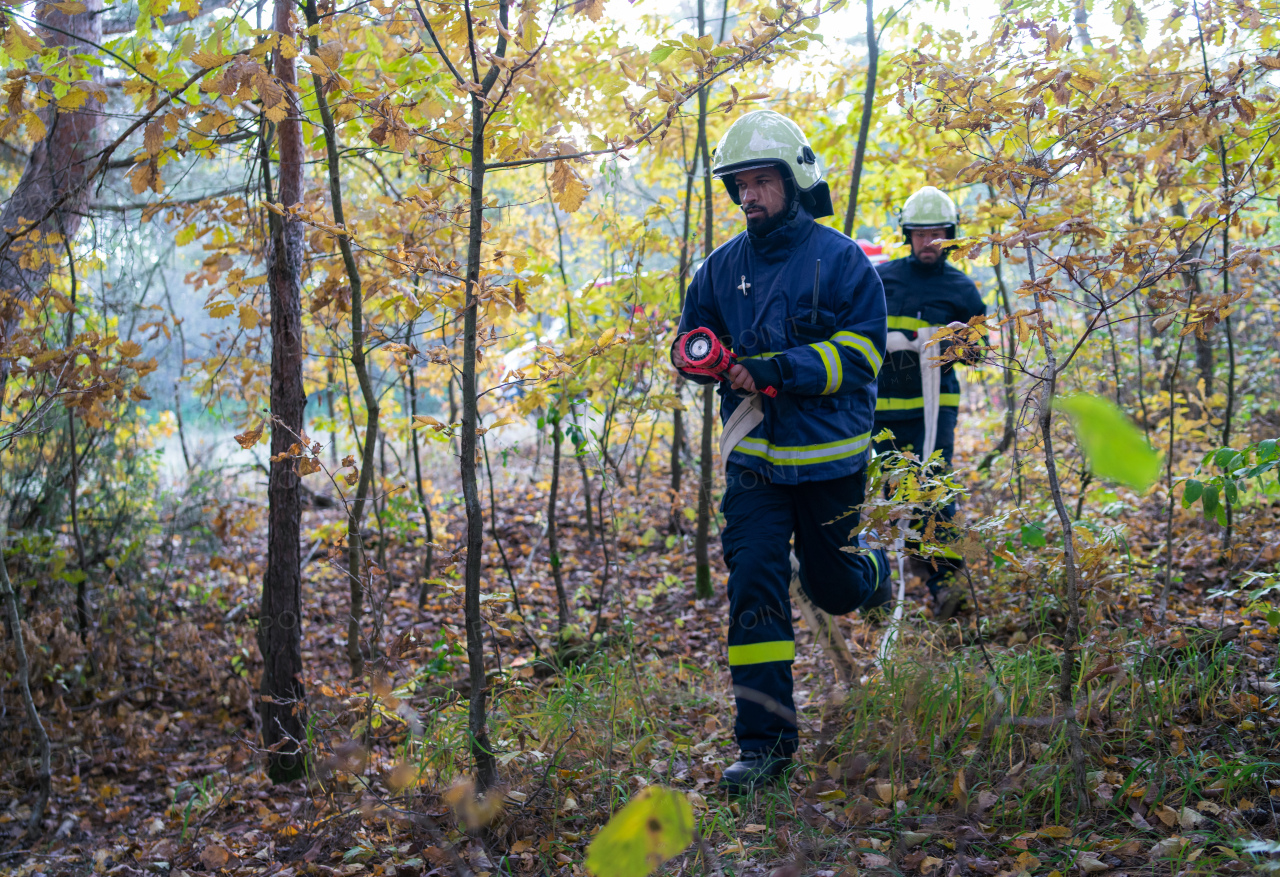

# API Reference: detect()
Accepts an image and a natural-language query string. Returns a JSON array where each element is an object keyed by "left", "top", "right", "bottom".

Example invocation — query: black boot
[{"left": 718, "top": 751, "right": 792, "bottom": 794}]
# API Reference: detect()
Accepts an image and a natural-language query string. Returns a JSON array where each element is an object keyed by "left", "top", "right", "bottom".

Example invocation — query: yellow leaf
[
  {"left": 56, "top": 89, "right": 87, "bottom": 110},
  {"left": 549, "top": 160, "right": 590, "bottom": 213},
  {"left": 1038, "top": 824, "right": 1071, "bottom": 838},
  {"left": 1015, "top": 852, "right": 1042, "bottom": 871},
  {"left": 191, "top": 49, "right": 233, "bottom": 68},
  {"left": 208, "top": 300, "right": 235, "bottom": 319},
  {"left": 4, "top": 23, "right": 44, "bottom": 61},
  {"left": 48, "top": 1, "right": 87, "bottom": 12},
  {"left": 22, "top": 112, "right": 46, "bottom": 142},
  {"left": 584, "top": 786, "right": 693, "bottom": 877},
  {"left": 238, "top": 304, "right": 261, "bottom": 330},
  {"left": 412, "top": 414, "right": 443, "bottom": 429},
  {"left": 597, "top": 326, "right": 617, "bottom": 347}
]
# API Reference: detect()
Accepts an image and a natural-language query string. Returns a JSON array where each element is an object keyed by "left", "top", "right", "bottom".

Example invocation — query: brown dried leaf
[
  {"left": 200, "top": 843, "right": 231, "bottom": 870},
  {"left": 234, "top": 421, "right": 265, "bottom": 450}
]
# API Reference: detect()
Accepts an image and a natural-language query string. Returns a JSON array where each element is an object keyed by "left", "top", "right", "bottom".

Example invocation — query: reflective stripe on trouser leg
[
  {"left": 792, "top": 467, "right": 888, "bottom": 615},
  {"left": 721, "top": 463, "right": 797, "bottom": 756}
]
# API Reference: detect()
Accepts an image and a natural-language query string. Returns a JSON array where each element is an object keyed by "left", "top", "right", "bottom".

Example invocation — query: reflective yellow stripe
[
  {"left": 832, "top": 331, "right": 883, "bottom": 375},
  {"left": 728, "top": 641, "right": 796, "bottom": 665},
  {"left": 813, "top": 341, "right": 841, "bottom": 394},
  {"left": 735, "top": 432, "right": 871, "bottom": 466},
  {"left": 875, "top": 394, "right": 960, "bottom": 411},
  {"left": 887, "top": 315, "right": 931, "bottom": 330}
]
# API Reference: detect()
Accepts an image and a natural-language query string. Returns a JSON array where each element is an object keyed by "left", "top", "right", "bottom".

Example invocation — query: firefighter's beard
[{"left": 743, "top": 185, "right": 791, "bottom": 236}]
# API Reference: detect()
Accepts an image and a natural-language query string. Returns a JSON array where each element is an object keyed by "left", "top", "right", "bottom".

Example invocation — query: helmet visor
[{"left": 713, "top": 161, "right": 782, "bottom": 180}]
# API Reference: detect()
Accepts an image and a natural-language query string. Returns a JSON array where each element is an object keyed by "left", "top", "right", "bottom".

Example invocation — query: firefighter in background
[
  {"left": 671, "top": 110, "right": 890, "bottom": 793},
  {"left": 873, "top": 186, "right": 986, "bottom": 620}
]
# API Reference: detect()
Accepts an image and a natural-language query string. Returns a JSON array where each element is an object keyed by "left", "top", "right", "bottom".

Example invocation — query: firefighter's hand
[
  {"left": 727, "top": 364, "right": 757, "bottom": 393},
  {"left": 670, "top": 335, "right": 690, "bottom": 369}
]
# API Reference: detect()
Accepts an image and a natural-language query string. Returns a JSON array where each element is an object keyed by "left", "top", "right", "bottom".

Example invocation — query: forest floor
[{"left": 4, "top": 430, "right": 1280, "bottom": 877}]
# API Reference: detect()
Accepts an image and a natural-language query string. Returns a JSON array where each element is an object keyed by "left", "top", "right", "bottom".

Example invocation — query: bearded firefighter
[
  {"left": 873, "top": 186, "right": 987, "bottom": 619},
  {"left": 671, "top": 110, "right": 891, "bottom": 793}
]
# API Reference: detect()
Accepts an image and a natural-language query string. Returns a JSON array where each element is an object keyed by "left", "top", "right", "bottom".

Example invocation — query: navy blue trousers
[
  {"left": 873, "top": 409, "right": 964, "bottom": 593},
  {"left": 720, "top": 463, "right": 887, "bottom": 756}
]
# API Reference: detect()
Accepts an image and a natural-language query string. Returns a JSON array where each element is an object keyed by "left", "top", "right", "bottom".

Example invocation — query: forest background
[{"left": 2, "top": 0, "right": 1280, "bottom": 874}]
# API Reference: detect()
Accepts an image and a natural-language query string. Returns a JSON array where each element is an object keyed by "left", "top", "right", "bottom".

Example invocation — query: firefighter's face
[
  {"left": 735, "top": 166, "right": 788, "bottom": 231},
  {"left": 910, "top": 227, "right": 949, "bottom": 264}
]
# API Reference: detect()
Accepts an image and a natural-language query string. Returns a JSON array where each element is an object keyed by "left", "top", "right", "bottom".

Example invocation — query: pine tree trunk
[{"left": 258, "top": 0, "right": 307, "bottom": 784}]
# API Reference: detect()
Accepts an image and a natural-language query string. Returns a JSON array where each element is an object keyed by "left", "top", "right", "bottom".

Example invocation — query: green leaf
[
  {"left": 1020, "top": 522, "right": 1047, "bottom": 548},
  {"left": 648, "top": 45, "right": 675, "bottom": 64},
  {"left": 1224, "top": 479, "right": 1239, "bottom": 505},
  {"left": 1056, "top": 394, "right": 1162, "bottom": 492},
  {"left": 1202, "top": 484, "right": 1220, "bottom": 518},
  {"left": 1182, "top": 479, "right": 1203, "bottom": 506},
  {"left": 585, "top": 785, "right": 693, "bottom": 877}
]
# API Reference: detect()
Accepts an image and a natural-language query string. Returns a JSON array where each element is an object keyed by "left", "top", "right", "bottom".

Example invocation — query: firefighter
[
  {"left": 671, "top": 110, "right": 891, "bottom": 793},
  {"left": 873, "top": 186, "right": 986, "bottom": 620}
]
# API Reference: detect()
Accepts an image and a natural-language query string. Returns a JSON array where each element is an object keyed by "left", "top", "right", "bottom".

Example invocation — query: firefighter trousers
[{"left": 720, "top": 463, "right": 888, "bottom": 756}]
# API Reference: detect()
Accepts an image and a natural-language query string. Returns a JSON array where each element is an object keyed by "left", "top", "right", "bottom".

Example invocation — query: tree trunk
[
  {"left": 841, "top": 0, "right": 878, "bottom": 237},
  {"left": 0, "top": 1, "right": 103, "bottom": 394},
  {"left": 406, "top": 323, "right": 435, "bottom": 608},
  {"left": 547, "top": 411, "right": 570, "bottom": 628},
  {"left": 0, "top": 502, "right": 52, "bottom": 837},
  {"left": 462, "top": 64, "right": 501, "bottom": 786},
  {"left": 1025, "top": 240, "right": 1087, "bottom": 811},
  {"left": 258, "top": 0, "right": 308, "bottom": 784},
  {"left": 693, "top": 4, "right": 716, "bottom": 600},
  {"left": 574, "top": 436, "right": 596, "bottom": 542},
  {"left": 304, "top": 0, "right": 379, "bottom": 677},
  {"left": 669, "top": 119, "right": 697, "bottom": 533}
]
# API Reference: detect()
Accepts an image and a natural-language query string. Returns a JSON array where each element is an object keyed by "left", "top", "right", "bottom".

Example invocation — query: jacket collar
[{"left": 747, "top": 202, "right": 814, "bottom": 262}]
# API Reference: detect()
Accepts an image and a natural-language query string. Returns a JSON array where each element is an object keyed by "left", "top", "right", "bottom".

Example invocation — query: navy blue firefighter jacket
[
  {"left": 674, "top": 205, "right": 887, "bottom": 484},
  {"left": 874, "top": 255, "right": 987, "bottom": 421}
]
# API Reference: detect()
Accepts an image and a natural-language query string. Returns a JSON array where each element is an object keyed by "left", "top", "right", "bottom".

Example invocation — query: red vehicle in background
[{"left": 857, "top": 239, "right": 889, "bottom": 266}]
